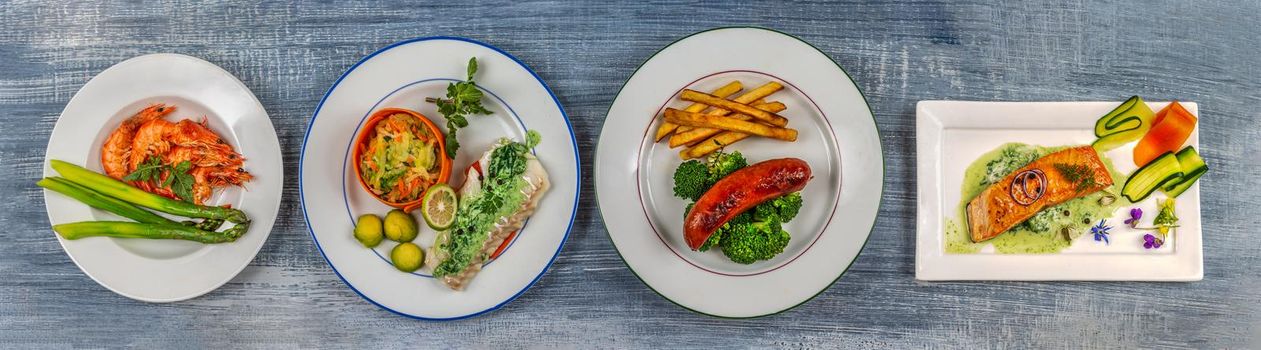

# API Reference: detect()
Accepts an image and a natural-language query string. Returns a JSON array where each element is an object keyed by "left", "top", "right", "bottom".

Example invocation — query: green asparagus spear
[
  {"left": 220, "top": 220, "right": 250, "bottom": 240},
  {"left": 52, "top": 221, "right": 240, "bottom": 244},
  {"left": 188, "top": 218, "right": 226, "bottom": 231},
  {"left": 49, "top": 160, "right": 248, "bottom": 223},
  {"left": 38, "top": 177, "right": 177, "bottom": 225}
]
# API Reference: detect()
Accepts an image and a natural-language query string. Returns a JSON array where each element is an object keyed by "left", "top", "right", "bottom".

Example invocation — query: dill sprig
[{"left": 1053, "top": 163, "right": 1097, "bottom": 192}]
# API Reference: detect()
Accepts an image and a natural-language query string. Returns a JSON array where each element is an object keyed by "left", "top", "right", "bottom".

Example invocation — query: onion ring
[{"left": 1010, "top": 168, "right": 1046, "bottom": 205}]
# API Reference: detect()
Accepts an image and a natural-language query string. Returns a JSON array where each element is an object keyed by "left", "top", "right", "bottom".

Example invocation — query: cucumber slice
[
  {"left": 1092, "top": 96, "right": 1155, "bottom": 152},
  {"left": 1122, "top": 152, "right": 1183, "bottom": 202},
  {"left": 1162, "top": 147, "right": 1208, "bottom": 198}
]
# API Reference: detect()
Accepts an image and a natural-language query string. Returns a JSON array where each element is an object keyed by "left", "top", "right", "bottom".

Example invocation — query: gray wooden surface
[{"left": 1, "top": 1, "right": 1259, "bottom": 348}]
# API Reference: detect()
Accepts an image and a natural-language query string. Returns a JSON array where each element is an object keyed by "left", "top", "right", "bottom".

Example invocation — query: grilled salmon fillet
[{"left": 966, "top": 146, "right": 1113, "bottom": 242}]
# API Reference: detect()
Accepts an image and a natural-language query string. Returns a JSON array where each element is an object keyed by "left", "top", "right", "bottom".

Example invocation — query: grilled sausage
[{"left": 683, "top": 158, "right": 811, "bottom": 250}]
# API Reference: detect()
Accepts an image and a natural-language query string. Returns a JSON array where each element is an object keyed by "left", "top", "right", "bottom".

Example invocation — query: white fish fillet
[{"left": 426, "top": 142, "right": 549, "bottom": 290}]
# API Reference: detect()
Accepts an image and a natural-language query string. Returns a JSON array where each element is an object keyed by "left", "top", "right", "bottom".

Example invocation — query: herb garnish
[
  {"left": 123, "top": 156, "right": 196, "bottom": 202},
  {"left": 427, "top": 57, "right": 492, "bottom": 158},
  {"left": 123, "top": 156, "right": 166, "bottom": 182},
  {"left": 1053, "top": 163, "right": 1097, "bottom": 191}
]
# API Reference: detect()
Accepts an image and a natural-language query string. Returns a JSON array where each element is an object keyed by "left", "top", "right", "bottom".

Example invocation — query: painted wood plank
[{"left": 0, "top": 1, "right": 1257, "bottom": 348}]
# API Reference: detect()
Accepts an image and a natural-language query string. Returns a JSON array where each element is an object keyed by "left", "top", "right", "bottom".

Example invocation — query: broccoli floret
[
  {"left": 702, "top": 212, "right": 752, "bottom": 252},
  {"left": 753, "top": 201, "right": 778, "bottom": 221},
  {"left": 672, "top": 160, "right": 710, "bottom": 201},
  {"left": 720, "top": 216, "right": 790, "bottom": 264},
  {"left": 709, "top": 193, "right": 801, "bottom": 263},
  {"left": 671, "top": 151, "right": 748, "bottom": 201},
  {"left": 751, "top": 192, "right": 803, "bottom": 222},
  {"left": 706, "top": 150, "right": 747, "bottom": 183},
  {"left": 727, "top": 211, "right": 754, "bottom": 225},
  {"left": 771, "top": 192, "right": 803, "bottom": 221}
]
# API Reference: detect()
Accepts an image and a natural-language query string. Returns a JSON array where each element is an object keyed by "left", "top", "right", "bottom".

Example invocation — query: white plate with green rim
[
  {"left": 595, "top": 27, "right": 884, "bottom": 318},
  {"left": 300, "top": 37, "right": 579, "bottom": 320},
  {"left": 42, "top": 53, "right": 283, "bottom": 302}
]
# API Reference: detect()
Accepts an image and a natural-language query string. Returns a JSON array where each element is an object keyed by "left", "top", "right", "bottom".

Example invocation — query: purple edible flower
[
  {"left": 1091, "top": 219, "right": 1112, "bottom": 245},
  {"left": 1124, "top": 208, "right": 1143, "bottom": 228},
  {"left": 1143, "top": 234, "right": 1164, "bottom": 249}
]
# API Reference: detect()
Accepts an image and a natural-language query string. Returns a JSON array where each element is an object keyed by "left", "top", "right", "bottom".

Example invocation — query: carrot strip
[{"left": 1134, "top": 101, "right": 1197, "bottom": 167}]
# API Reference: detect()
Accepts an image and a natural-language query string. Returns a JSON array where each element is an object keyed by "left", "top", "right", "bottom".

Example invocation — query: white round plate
[
  {"left": 596, "top": 27, "right": 884, "bottom": 318},
  {"left": 300, "top": 37, "right": 579, "bottom": 320},
  {"left": 42, "top": 53, "right": 283, "bottom": 302}
]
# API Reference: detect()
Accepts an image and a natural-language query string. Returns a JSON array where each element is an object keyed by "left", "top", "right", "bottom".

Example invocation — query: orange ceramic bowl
[{"left": 352, "top": 108, "right": 452, "bottom": 212}]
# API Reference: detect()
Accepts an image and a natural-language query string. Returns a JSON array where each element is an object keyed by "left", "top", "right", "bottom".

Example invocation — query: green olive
[
  {"left": 384, "top": 209, "right": 418, "bottom": 242},
  {"left": 353, "top": 214, "right": 384, "bottom": 248},
  {"left": 391, "top": 242, "right": 424, "bottom": 272}
]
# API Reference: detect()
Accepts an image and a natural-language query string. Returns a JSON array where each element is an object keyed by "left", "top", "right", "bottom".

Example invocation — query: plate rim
[
  {"left": 299, "top": 36, "right": 580, "bottom": 321},
  {"left": 593, "top": 26, "right": 884, "bottom": 318},
  {"left": 41, "top": 52, "right": 281, "bottom": 302},
  {"left": 913, "top": 100, "right": 1204, "bottom": 281}
]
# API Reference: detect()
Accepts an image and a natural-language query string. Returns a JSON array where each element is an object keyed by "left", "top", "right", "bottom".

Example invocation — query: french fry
[
  {"left": 668, "top": 101, "right": 786, "bottom": 148},
  {"left": 676, "top": 98, "right": 767, "bottom": 134},
  {"left": 731, "top": 82, "right": 783, "bottom": 104},
  {"left": 663, "top": 108, "right": 797, "bottom": 142},
  {"left": 670, "top": 83, "right": 782, "bottom": 137},
  {"left": 679, "top": 88, "right": 788, "bottom": 125},
  {"left": 681, "top": 131, "right": 751, "bottom": 159},
  {"left": 655, "top": 81, "right": 742, "bottom": 141}
]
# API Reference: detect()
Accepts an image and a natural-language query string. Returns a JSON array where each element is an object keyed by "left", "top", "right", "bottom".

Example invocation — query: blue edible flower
[{"left": 1091, "top": 219, "right": 1112, "bottom": 245}]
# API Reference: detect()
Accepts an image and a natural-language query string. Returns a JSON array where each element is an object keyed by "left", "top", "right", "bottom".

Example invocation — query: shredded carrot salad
[{"left": 359, "top": 113, "right": 441, "bottom": 202}]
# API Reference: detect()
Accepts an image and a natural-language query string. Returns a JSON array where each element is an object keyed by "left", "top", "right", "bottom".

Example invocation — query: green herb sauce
[{"left": 944, "top": 143, "right": 1127, "bottom": 254}]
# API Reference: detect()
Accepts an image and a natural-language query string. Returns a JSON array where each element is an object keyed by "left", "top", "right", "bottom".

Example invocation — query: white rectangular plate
[{"left": 915, "top": 101, "right": 1203, "bottom": 281}]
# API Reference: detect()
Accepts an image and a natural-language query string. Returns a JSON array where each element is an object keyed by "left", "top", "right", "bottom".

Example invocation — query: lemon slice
[{"left": 421, "top": 183, "right": 458, "bottom": 231}]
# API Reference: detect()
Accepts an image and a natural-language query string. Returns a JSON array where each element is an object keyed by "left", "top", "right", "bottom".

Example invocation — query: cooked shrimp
[
  {"left": 100, "top": 104, "right": 175, "bottom": 179},
  {"left": 130, "top": 119, "right": 234, "bottom": 171},
  {"left": 129, "top": 119, "right": 177, "bottom": 172},
  {"left": 189, "top": 166, "right": 253, "bottom": 204},
  {"left": 167, "top": 146, "right": 251, "bottom": 204},
  {"left": 165, "top": 145, "right": 243, "bottom": 169},
  {"left": 129, "top": 117, "right": 251, "bottom": 204},
  {"left": 103, "top": 104, "right": 251, "bottom": 204},
  {"left": 172, "top": 119, "right": 234, "bottom": 150}
]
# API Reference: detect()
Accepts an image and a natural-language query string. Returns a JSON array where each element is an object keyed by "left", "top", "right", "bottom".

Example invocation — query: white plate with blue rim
[
  {"left": 300, "top": 37, "right": 579, "bottom": 320},
  {"left": 596, "top": 27, "right": 884, "bottom": 318},
  {"left": 42, "top": 53, "right": 283, "bottom": 302}
]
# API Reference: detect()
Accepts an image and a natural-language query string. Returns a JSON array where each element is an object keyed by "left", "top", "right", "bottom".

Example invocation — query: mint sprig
[{"left": 429, "top": 57, "right": 491, "bottom": 158}]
